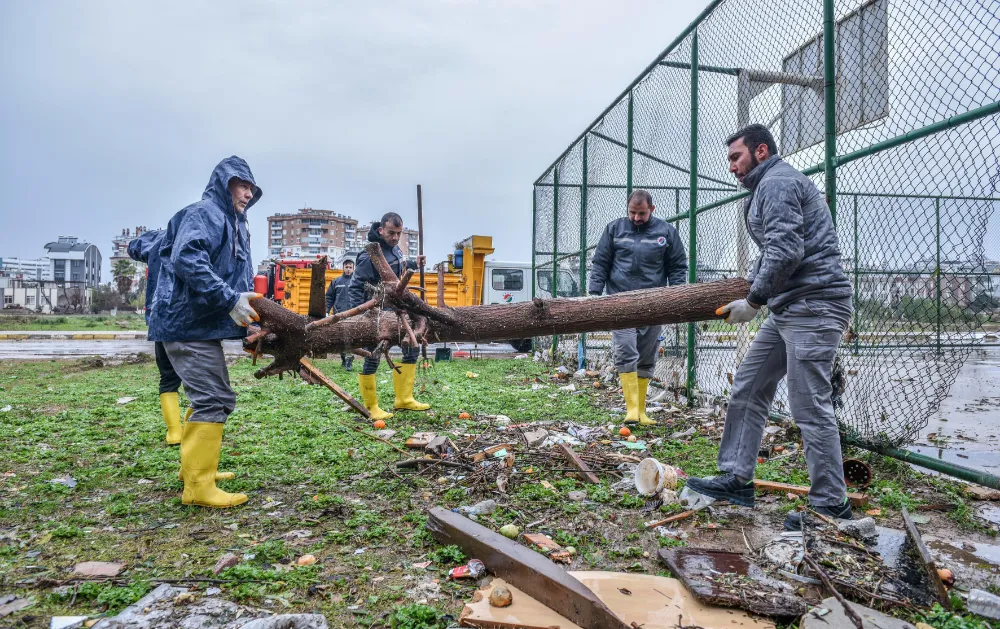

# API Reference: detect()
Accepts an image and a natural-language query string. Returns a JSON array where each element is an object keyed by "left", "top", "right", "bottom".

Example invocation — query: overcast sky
[{"left": 1, "top": 1, "right": 706, "bottom": 277}]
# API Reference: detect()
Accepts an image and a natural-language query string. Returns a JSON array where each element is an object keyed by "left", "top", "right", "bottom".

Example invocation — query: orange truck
[{"left": 254, "top": 236, "right": 536, "bottom": 351}]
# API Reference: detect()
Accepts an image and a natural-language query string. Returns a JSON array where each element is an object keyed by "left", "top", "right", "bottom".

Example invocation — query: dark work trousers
[
  {"left": 163, "top": 340, "right": 236, "bottom": 424},
  {"left": 361, "top": 345, "right": 420, "bottom": 375},
  {"left": 154, "top": 341, "right": 183, "bottom": 394}
]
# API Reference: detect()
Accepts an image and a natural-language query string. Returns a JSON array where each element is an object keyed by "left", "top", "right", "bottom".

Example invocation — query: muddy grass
[{"left": 0, "top": 356, "right": 996, "bottom": 628}]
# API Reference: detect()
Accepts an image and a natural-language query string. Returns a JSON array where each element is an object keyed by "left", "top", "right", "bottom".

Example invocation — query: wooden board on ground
[
  {"left": 298, "top": 358, "right": 369, "bottom": 418},
  {"left": 902, "top": 507, "right": 951, "bottom": 608},
  {"left": 427, "top": 508, "right": 629, "bottom": 629},
  {"left": 472, "top": 444, "right": 514, "bottom": 463},
  {"left": 460, "top": 573, "right": 777, "bottom": 629},
  {"left": 753, "top": 480, "right": 867, "bottom": 507},
  {"left": 555, "top": 443, "right": 600, "bottom": 484}
]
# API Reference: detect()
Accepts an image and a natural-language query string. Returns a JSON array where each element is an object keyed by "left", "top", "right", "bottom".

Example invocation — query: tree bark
[
  {"left": 308, "top": 257, "right": 328, "bottom": 319},
  {"left": 246, "top": 243, "right": 750, "bottom": 379}
]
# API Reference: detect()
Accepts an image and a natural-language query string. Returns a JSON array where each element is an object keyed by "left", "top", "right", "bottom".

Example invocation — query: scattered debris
[
  {"left": 115, "top": 397, "right": 136, "bottom": 405},
  {"left": 458, "top": 499, "right": 497, "bottom": 516},
  {"left": 0, "top": 405, "right": 10, "bottom": 412},
  {"left": 212, "top": 552, "right": 240, "bottom": 575},
  {"left": 0, "top": 595, "right": 32, "bottom": 618},
  {"left": 634, "top": 458, "right": 677, "bottom": 496},
  {"left": 837, "top": 516, "right": 878, "bottom": 542},
  {"left": 405, "top": 432, "right": 436, "bottom": 448},
  {"left": 73, "top": 561, "right": 124, "bottom": 577},
  {"left": 523, "top": 429, "right": 548, "bottom": 448},
  {"left": 555, "top": 443, "right": 600, "bottom": 484},
  {"left": 48, "top": 475, "right": 77, "bottom": 489},
  {"left": 426, "top": 435, "right": 458, "bottom": 458},
  {"left": 568, "top": 490, "right": 587, "bottom": 502},
  {"left": 964, "top": 485, "right": 1000, "bottom": 501},
  {"left": 448, "top": 559, "right": 485, "bottom": 579},
  {"left": 500, "top": 524, "right": 519, "bottom": 539},
  {"left": 49, "top": 617, "right": 89, "bottom": 629},
  {"left": 658, "top": 548, "right": 808, "bottom": 617}
]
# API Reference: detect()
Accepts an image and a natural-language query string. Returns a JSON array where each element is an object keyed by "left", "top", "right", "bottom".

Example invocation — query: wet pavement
[{"left": 912, "top": 346, "right": 1000, "bottom": 476}]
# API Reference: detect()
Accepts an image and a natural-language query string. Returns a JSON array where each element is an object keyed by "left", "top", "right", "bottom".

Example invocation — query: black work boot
[
  {"left": 783, "top": 499, "right": 853, "bottom": 531},
  {"left": 684, "top": 472, "right": 755, "bottom": 507},
  {"left": 343, "top": 355, "right": 354, "bottom": 371}
]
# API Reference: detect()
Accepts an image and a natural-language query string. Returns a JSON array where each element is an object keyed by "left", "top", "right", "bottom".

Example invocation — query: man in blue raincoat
[
  {"left": 148, "top": 156, "right": 262, "bottom": 509},
  {"left": 128, "top": 229, "right": 192, "bottom": 446}
]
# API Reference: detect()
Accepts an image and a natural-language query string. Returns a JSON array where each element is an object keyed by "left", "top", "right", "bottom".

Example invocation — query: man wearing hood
[
  {"left": 588, "top": 189, "right": 688, "bottom": 426},
  {"left": 128, "top": 229, "right": 191, "bottom": 445},
  {"left": 685, "top": 125, "right": 854, "bottom": 530},
  {"left": 148, "top": 156, "right": 262, "bottom": 509},
  {"left": 347, "top": 212, "right": 427, "bottom": 421}
]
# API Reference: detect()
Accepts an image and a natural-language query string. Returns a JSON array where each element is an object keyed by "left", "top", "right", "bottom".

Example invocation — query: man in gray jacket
[
  {"left": 589, "top": 189, "right": 688, "bottom": 425},
  {"left": 685, "top": 124, "right": 854, "bottom": 530}
]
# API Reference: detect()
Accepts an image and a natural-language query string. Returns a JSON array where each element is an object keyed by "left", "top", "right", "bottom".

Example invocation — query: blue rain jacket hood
[
  {"left": 148, "top": 156, "right": 262, "bottom": 342},
  {"left": 127, "top": 229, "right": 165, "bottom": 324}
]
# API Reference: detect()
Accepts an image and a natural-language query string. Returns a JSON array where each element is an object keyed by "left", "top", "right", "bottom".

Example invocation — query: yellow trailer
[{"left": 278, "top": 235, "right": 497, "bottom": 314}]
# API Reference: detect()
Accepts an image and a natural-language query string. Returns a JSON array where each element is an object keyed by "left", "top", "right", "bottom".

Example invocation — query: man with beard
[
  {"left": 588, "top": 189, "right": 688, "bottom": 426},
  {"left": 685, "top": 124, "right": 854, "bottom": 530},
  {"left": 347, "top": 212, "right": 427, "bottom": 421},
  {"left": 325, "top": 258, "right": 356, "bottom": 371}
]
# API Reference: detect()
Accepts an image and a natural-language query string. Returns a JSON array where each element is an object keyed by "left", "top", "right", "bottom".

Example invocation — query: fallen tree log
[{"left": 245, "top": 242, "right": 750, "bottom": 379}]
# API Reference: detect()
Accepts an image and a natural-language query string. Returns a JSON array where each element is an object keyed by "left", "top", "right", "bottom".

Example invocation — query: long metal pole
[
  {"left": 626, "top": 92, "right": 634, "bottom": 196},
  {"left": 843, "top": 434, "right": 1000, "bottom": 490},
  {"left": 852, "top": 195, "right": 859, "bottom": 356},
  {"left": 823, "top": 0, "right": 837, "bottom": 224},
  {"left": 531, "top": 188, "right": 537, "bottom": 300},
  {"left": 686, "top": 30, "right": 699, "bottom": 402},
  {"left": 579, "top": 137, "right": 589, "bottom": 370},
  {"left": 417, "top": 185, "right": 425, "bottom": 300},
  {"left": 935, "top": 197, "right": 942, "bottom": 356},
  {"left": 552, "top": 167, "right": 560, "bottom": 357}
]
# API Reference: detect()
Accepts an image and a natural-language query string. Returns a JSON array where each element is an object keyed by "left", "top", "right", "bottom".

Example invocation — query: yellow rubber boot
[
  {"left": 620, "top": 372, "right": 640, "bottom": 424},
  {"left": 184, "top": 407, "right": 193, "bottom": 422},
  {"left": 177, "top": 406, "right": 235, "bottom": 481},
  {"left": 180, "top": 422, "right": 247, "bottom": 508},
  {"left": 359, "top": 374, "right": 394, "bottom": 421},
  {"left": 393, "top": 363, "right": 430, "bottom": 411},
  {"left": 637, "top": 377, "right": 656, "bottom": 426},
  {"left": 159, "top": 392, "right": 183, "bottom": 446}
]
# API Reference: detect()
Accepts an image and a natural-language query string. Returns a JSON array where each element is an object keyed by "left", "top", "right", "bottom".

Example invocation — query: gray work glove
[{"left": 716, "top": 299, "right": 758, "bottom": 324}]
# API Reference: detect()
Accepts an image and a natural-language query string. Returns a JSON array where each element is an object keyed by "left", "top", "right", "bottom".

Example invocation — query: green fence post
[
  {"left": 627, "top": 92, "right": 634, "bottom": 196},
  {"left": 852, "top": 195, "right": 859, "bottom": 356},
  {"left": 686, "top": 29, "right": 699, "bottom": 402},
  {"left": 935, "top": 197, "right": 942, "bottom": 355},
  {"left": 579, "top": 136, "right": 589, "bottom": 369},
  {"left": 823, "top": 0, "right": 837, "bottom": 224},
  {"left": 552, "top": 167, "right": 559, "bottom": 357}
]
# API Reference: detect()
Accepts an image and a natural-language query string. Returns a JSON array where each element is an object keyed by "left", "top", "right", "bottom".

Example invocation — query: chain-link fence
[{"left": 532, "top": 0, "right": 1000, "bottom": 448}]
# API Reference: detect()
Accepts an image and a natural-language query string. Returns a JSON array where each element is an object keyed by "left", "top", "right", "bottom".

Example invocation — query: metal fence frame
[{"left": 531, "top": 0, "right": 1000, "bottom": 480}]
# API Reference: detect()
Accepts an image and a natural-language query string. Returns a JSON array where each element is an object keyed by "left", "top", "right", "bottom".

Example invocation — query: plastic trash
[
  {"left": 679, "top": 485, "right": 716, "bottom": 510},
  {"left": 968, "top": 589, "right": 1000, "bottom": 620},
  {"left": 448, "top": 559, "right": 485, "bottom": 579},
  {"left": 457, "top": 499, "right": 497, "bottom": 516},
  {"left": 634, "top": 458, "right": 678, "bottom": 495}
]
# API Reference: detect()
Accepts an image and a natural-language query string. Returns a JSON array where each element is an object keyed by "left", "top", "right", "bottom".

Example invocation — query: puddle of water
[
  {"left": 978, "top": 504, "right": 1000, "bottom": 527},
  {"left": 873, "top": 526, "right": 908, "bottom": 569}
]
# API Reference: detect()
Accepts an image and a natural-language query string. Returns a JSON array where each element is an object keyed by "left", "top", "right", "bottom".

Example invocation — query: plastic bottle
[
  {"left": 457, "top": 499, "right": 497, "bottom": 516},
  {"left": 968, "top": 589, "right": 1000, "bottom": 620}
]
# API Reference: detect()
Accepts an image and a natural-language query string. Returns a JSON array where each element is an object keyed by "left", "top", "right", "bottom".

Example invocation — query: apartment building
[
  {"left": 266, "top": 208, "right": 358, "bottom": 264},
  {"left": 0, "top": 257, "right": 53, "bottom": 281},
  {"left": 109, "top": 226, "right": 153, "bottom": 286},
  {"left": 43, "top": 236, "right": 101, "bottom": 288}
]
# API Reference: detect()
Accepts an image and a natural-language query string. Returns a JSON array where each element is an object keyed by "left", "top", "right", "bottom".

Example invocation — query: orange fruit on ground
[
  {"left": 458, "top": 412, "right": 471, "bottom": 420},
  {"left": 373, "top": 419, "right": 386, "bottom": 430},
  {"left": 619, "top": 426, "right": 631, "bottom": 437}
]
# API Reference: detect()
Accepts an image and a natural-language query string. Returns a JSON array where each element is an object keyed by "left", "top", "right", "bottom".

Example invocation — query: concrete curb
[{"left": 0, "top": 331, "right": 149, "bottom": 340}]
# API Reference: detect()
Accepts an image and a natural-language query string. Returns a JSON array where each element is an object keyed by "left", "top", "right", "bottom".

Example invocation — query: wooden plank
[
  {"left": 472, "top": 443, "right": 514, "bottom": 463},
  {"left": 555, "top": 443, "right": 600, "bottom": 484},
  {"left": 426, "top": 507, "right": 630, "bottom": 629},
  {"left": 298, "top": 358, "right": 369, "bottom": 419},
  {"left": 644, "top": 509, "right": 697, "bottom": 529},
  {"left": 902, "top": 507, "right": 951, "bottom": 608},
  {"left": 753, "top": 480, "right": 867, "bottom": 507},
  {"left": 405, "top": 432, "right": 437, "bottom": 448}
]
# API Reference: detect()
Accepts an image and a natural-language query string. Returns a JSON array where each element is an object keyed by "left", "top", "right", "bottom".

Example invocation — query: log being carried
[{"left": 244, "top": 242, "right": 750, "bottom": 380}]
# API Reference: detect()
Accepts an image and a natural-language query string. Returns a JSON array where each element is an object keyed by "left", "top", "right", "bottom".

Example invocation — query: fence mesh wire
[{"left": 533, "top": 0, "right": 1000, "bottom": 447}]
